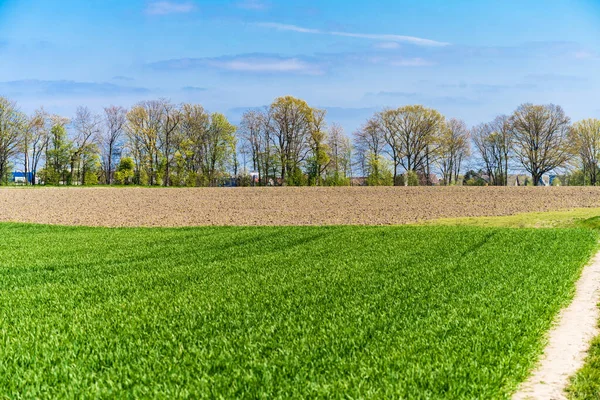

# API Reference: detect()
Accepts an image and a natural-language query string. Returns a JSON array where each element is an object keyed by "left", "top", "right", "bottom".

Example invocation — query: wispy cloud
[
  {"left": 236, "top": 0, "right": 269, "bottom": 10},
  {"left": 364, "top": 91, "right": 480, "bottom": 107},
  {"left": 182, "top": 86, "right": 208, "bottom": 92},
  {"left": 388, "top": 58, "right": 434, "bottom": 67},
  {"left": 375, "top": 42, "right": 401, "bottom": 50},
  {"left": 375, "top": 91, "right": 419, "bottom": 98},
  {"left": 112, "top": 76, "right": 135, "bottom": 82},
  {"left": 525, "top": 73, "right": 587, "bottom": 83},
  {"left": 145, "top": 1, "right": 197, "bottom": 15},
  {"left": 0, "top": 80, "right": 150, "bottom": 96},
  {"left": 257, "top": 22, "right": 449, "bottom": 47},
  {"left": 149, "top": 53, "right": 324, "bottom": 75}
]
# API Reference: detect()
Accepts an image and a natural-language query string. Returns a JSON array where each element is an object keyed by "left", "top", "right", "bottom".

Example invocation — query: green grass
[
  {"left": 421, "top": 207, "right": 600, "bottom": 229},
  {"left": 567, "top": 215, "right": 600, "bottom": 399},
  {"left": 569, "top": 336, "right": 600, "bottom": 399},
  {"left": 0, "top": 224, "right": 597, "bottom": 399}
]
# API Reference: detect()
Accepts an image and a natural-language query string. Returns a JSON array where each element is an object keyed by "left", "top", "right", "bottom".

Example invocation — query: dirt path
[{"left": 513, "top": 250, "right": 600, "bottom": 400}]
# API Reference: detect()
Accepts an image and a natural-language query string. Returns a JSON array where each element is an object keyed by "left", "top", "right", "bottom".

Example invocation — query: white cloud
[
  {"left": 258, "top": 23, "right": 320, "bottom": 34},
  {"left": 375, "top": 42, "right": 401, "bottom": 50},
  {"left": 574, "top": 51, "right": 599, "bottom": 61},
  {"left": 236, "top": 0, "right": 269, "bottom": 10},
  {"left": 149, "top": 54, "right": 324, "bottom": 75},
  {"left": 145, "top": 1, "right": 196, "bottom": 15},
  {"left": 389, "top": 58, "right": 434, "bottom": 67},
  {"left": 208, "top": 58, "right": 319, "bottom": 74},
  {"left": 365, "top": 56, "right": 434, "bottom": 67},
  {"left": 257, "top": 22, "right": 449, "bottom": 47}
]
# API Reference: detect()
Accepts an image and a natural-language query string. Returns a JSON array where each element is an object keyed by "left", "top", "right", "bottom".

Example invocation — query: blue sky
[{"left": 1, "top": 0, "right": 599, "bottom": 131}]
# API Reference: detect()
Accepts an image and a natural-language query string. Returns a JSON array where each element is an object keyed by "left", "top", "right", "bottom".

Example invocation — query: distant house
[
  {"left": 539, "top": 175, "right": 559, "bottom": 186},
  {"left": 350, "top": 177, "right": 367, "bottom": 186},
  {"left": 10, "top": 171, "right": 36, "bottom": 184},
  {"left": 507, "top": 174, "right": 529, "bottom": 186},
  {"left": 419, "top": 173, "right": 439, "bottom": 186},
  {"left": 506, "top": 174, "right": 559, "bottom": 186}
]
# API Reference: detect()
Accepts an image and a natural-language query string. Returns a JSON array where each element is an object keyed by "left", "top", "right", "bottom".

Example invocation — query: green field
[{"left": 0, "top": 224, "right": 597, "bottom": 398}]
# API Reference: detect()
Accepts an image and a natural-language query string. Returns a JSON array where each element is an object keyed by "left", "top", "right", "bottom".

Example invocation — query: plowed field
[{"left": 1, "top": 186, "right": 600, "bottom": 227}]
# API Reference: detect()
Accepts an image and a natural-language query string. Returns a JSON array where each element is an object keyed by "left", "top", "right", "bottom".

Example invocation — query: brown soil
[{"left": 1, "top": 186, "right": 600, "bottom": 227}]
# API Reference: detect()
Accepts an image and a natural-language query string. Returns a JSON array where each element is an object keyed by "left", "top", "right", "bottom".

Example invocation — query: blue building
[{"left": 11, "top": 171, "right": 36, "bottom": 184}]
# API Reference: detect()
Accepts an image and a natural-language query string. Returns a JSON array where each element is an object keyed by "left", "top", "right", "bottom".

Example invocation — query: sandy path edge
[{"left": 513, "top": 249, "right": 600, "bottom": 400}]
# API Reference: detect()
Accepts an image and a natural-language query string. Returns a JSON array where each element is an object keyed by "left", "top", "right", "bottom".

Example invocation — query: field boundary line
[{"left": 513, "top": 249, "right": 600, "bottom": 400}]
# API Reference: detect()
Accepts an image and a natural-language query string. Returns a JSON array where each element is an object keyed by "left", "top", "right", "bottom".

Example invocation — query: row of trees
[
  {"left": 239, "top": 96, "right": 351, "bottom": 186},
  {"left": 0, "top": 95, "right": 599, "bottom": 187},
  {"left": 0, "top": 98, "right": 238, "bottom": 186},
  {"left": 354, "top": 103, "right": 600, "bottom": 187}
]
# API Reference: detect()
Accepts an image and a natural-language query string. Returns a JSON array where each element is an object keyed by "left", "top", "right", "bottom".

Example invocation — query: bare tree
[
  {"left": 490, "top": 115, "right": 512, "bottom": 186},
  {"left": 396, "top": 106, "right": 445, "bottom": 177},
  {"left": 327, "top": 123, "right": 352, "bottom": 181},
  {"left": 437, "top": 118, "right": 470, "bottom": 185},
  {"left": 569, "top": 119, "right": 600, "bottom": 185},
  {"left": 377, "top": 109, "right": 402, "bottom": 185},
  {"left": 72, "top": 106, "right": 101, "bottom": 185},
  {"left": 511, "top": 104, "right": 571, "bottom": 186},
  {"left": 239, "top": 108, "right": 271, "bottom": 184},
  {"left": 353, "top": 117, "right": 385, "bottom": 176},
  {"left": 22, "top": 108, "right": 49, "bottom": 185},
  {"left": 102, "top": 106, "right": 127, "bottom": 184},
  {"left": 160, "top": 100, "right": 181, "bottom": 187}
]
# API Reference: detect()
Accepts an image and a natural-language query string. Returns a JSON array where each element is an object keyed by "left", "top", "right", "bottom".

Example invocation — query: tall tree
[
  {"left": 307, "top": 108, "right": 329, "bottom": 185},
  {"left": 126, "top": 101, "right": 163, "bottom": 185},
  {"left": 0, "top": 97, "right": 26, "bottom": 184},
  {"left": 353, "top": 118, "right": 385, "bottom": 178},
  {"left": 437, "top": 118, "right": 470, "bottom": 185},
  {"left": 569, "top": 119, "right": 600, "bottom": 185},
  {"left": 22, "top": 108, "right": 49, "bottom": 185},
  {"left": 394, "top": 105, "right": 445, "bottom": 179},
  {"left": 102, "top": 106, "right": 127, "bottom": 184},
  {"left": 239, "top": 109, "right": 271, "bottom": 184},
  {"left": 510, "top": 104, "right": 571, "bottom": 186},
  {"left": 72, "top": 107, "right": 101, "bottom": 185},
  {"left": 160, "top": 100, "right": 181, "bottom": 187},
  {"left": 268, "top": 96, "right": 313, "bottom": 185},
  {"left": 472, "top": 123, "right": 504, "bottom": 186},
  {"left": 179, "top": 103, "right": 210, "bottom": 185},
  {"left": 377, "top": 109, "right": 402, "bottom": 185},
  {"left": 45, "top": 116, "right": 72, "bottom": 185},
  {"left": 198, "top": 113, "right": 236, "bottom": 186},
  {"left": 490, "top": 115, "right": 512, "bottom": 186},
  {"left": 327, "top": 123, "right": 352, "bottom": 184}
]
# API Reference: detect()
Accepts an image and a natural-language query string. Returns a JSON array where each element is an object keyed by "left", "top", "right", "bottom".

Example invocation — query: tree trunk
[{"left": 108, "top": 143, "right": 113, "bottom": 185}]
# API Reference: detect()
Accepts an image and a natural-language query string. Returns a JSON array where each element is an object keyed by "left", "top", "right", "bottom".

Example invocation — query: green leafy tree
[
  {"left": 0, "top": 97, "right": 26, "bottom": 185},
  {"left": 307, "top": 108, "right": 330, "bottom": 185},
  {"left": 114, "top": 157, "right": 135, "bottom": 185},
  {"left": 269, "top": 96, "right": 313, "bottom": 185},
  {"left": 569, "top": 119, "right": 600, "bottom": 185},
  {"left": 44, "top": 118, "right": 72, "bottom": 185},
  {"left": 198, "top": 113, "right": 236, "bottom": 186},
  {"left": 366, "top": 153, "right": 393, "bottom": 186}
]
